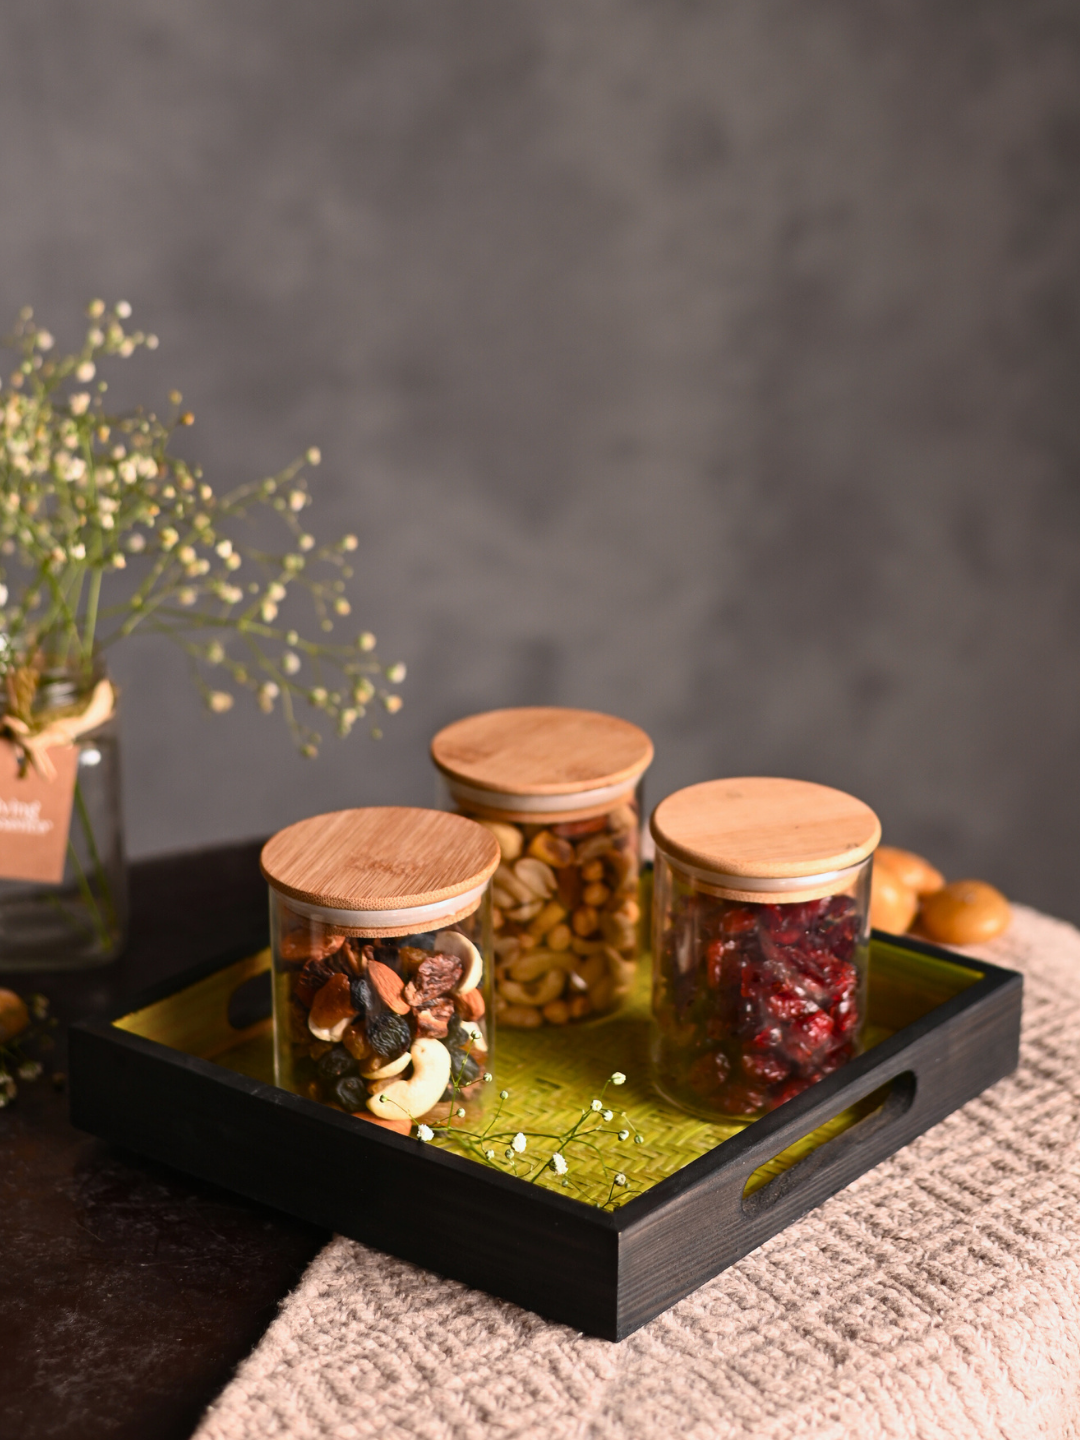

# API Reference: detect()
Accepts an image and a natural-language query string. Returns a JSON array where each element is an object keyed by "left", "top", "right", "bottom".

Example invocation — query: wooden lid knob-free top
[
  {"left": 430, "top": 707, "right": 654, "bottom": 798},
  {"left": 260, "top": 807, "right": 500, "bottom": 914},
  {"left": 650, "top": 778, "right": 881, "bottom": 884}
]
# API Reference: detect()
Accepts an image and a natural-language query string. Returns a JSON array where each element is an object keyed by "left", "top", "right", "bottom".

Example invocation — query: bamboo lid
[
  {"left": 650, "top": 778, "right": 881, "bottom": 881},
  {"left": 430, "top": 707, "right": 654, "bottom": 798},
  {"left": 260, "top": 807, "right": 500, "bottom": 913}
]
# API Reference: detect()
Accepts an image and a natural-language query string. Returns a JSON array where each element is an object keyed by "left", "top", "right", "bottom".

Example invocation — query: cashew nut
[
  {"left": 366, "top": 1038, "right": 452, "bottom": 1122},
  {"left": 475, "top": 818, "right": 522, "bottom": 861},
  {"left": 495, "top": 863, "right": 537, "bottom": 905},
  {"left": 513, "top": 857, "right": 556, "bottom": 899},
  {"left": 508, "top": 949, "right": 575, "bottom": 982},
  {"left": 433, "top": 929, "right": 483, "bottom": 994},
  {"left": 499, "top": 969, "right": 565, "bottom": 1007},
  {"left": 360, "top": 1050, "right": 411, "bottom": 1080}
]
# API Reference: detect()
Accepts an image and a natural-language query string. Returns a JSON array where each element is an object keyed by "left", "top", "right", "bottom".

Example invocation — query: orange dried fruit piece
[
  {"left": 876, "top": 846, "right": 945, "bottom": 897},
  {"left": 870, "top": 864, "right": 918, "bottom": 934},
  {"left": 307, "top": 972, "right": 358, "bottom": 1040},
  {"left": 919, "top": 880, "right": 1011, "bottom": 946}
]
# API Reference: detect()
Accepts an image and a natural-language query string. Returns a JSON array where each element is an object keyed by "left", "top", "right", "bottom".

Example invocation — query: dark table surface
[{"left": 0, "top": 843, "right": 330, "bottom": 1440}]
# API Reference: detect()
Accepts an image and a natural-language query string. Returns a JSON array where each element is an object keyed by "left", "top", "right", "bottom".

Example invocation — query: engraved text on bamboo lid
[{"left": 260, "top": 806, "right": 501, "bottom": 911}]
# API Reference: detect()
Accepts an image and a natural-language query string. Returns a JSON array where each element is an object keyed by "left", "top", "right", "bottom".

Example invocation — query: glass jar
[
  {"left": 261, "top": 806, "right": 500, "bottom": 1136},
  {"left": 431, "top": 707, "right": 653, "bottom": 1028},
  {"left": 0, "top": 657, "right": 126, "bottom": 970},
  {"left": 650, "top": 777, "right": 880, "bottom": 1120}
]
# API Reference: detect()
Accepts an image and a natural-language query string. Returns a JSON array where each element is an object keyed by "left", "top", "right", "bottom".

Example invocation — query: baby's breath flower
[
  {"left": 499, "top": 1089, "right": 509, "bottom": 1100},
  {"left": 177, "top": 545, "right": 196, "bottom": 564},
  {"left": 334, "top": 598, "right": 351, "bottom": 615},
  {"left": 611, "top": 1072, "right": 626, "bottom": 1086},
  {"left": 36, "top": 330, "right": 54, "bottom": 351},
  {"left": 483, "top": 1072, "right": 493, "bottom": 1083},
  {"left": 306, "top": 447, "right": 321, "bottom": 465},
  {"left": 261, "top": 601, "right": 278, "bottom": 622},
  {"left": 511, "top": 1132, "right": 527, "bottom": 1153},
  {"left": 359, "top": 631, "right": 376, "bottom": 651},
  {"left": 220, "top": 584, "right": 243, "bottom": 604},
  {"left": 342, "top": 533, "right": 358, "bottom": 551},
  {"left": 288, "top": 490, "right": 306, "bottom": 512},
  {"left": 504, "top": 1148, "right": 514, "bottom": 1160},
  {"left": 17, "top": 1061, "right": 43, "bottom": 1082},
  {"left": 258, "top": 682, "right": 279, "bottom": 713},
  {"left": 310, "top": 686, "right": 328, "bottom": 707},
  {"left": 178, "top": 587, "right": 197, "bottom": 606},
  {"left": 225, "top": 552, "right": 241, "bottom": 570},
  {"left": 70, "top": 543, "right": 86, "bottom": 561},
  {"left": 618, "top": 1129, "right": 630, "bottom": 1141},
  {"left": 456, "top": 1107, "right": 466, "bottom": 1118},
  {"left": 614, "top": 1173, "right": 627, "bottom": 1187},
  {"left": 267, "top": 582, "right": 286, "bottom": 602},
  {"left": 160, "top": 527, "right": 178, "bottom": 550},
  {"left": 206, "top": 642, "right": 225, "bottom": 664},
  {"left": 76, "top": 361, "right": 96, "bottom": 382},
  {"left": 298, "top": 534, "right": 315, "bottom": 551},
  {"left": 115, "top": 301, "right": 132, "bottom": 318},
  {"left": 215, "top": 539, "right": 233, "bottom": 558},
  {"left": 590, "top": 1099, "right": 603, "bottom": 1113},
  {"left": 87, "top": 299, "right": 106, "bottom": 319},
  {"left": 0, "top": 585, "right": 7, "bottom": 606},
  {"left": 208, "top": 690, "right": 233, "bottom": 713},
  {"left": 602, "top": 1109, "right": 613, "bottom": 1122},
  {"left": 282, "top": 651, "right": 301, "bottom": 675},
  {"left": 550, "top": 1152, "right": 568, "bottom": 1175},
  {"left": 416, "top": 1123, "right": 434, "bottom": 1142},
  {"left": 126, "top": 532, "right": 146, "bottom": 552},
  {"left": 111, "top": 552, "right": 125, "bottom": 567},
  {"left": 634, "top": 1134, "right": 645, "bottom": 1145},
  {"left": 485, "top": 1148, "right": 495, "bottom": 1160},
  {"left": 386, "top": 662, "right": 407, "bottom": 683},
  {"left": 383, "top": 694, "right": 403, "bottom": 714},
  {"left": 69, "top": 392, "right": 91, "bottom": 416}
]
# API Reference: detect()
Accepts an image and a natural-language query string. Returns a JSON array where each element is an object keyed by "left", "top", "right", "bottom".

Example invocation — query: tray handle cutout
[
  {"left": 227, "top": 968, "right": 272, "bottom": 1032},
  {"left": 115, "top": 947, "right": 273, "bottom": 1060},
  {"left": 741, "top": 1071, "right": 917, "bottom": 1216}
]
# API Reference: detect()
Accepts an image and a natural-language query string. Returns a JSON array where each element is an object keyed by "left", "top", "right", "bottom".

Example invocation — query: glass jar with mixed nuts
[
  {"left": 650, "top": 778, "right": 880, "bottom": 1120},
  {"left": 262, "top": 807, "right": 500, "bottom": 1135},
  {"left": 431, "top": 707, "right": 653, "bottom": 1028}
]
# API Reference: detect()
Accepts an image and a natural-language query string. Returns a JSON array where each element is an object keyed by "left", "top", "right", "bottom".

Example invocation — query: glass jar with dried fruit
[
  {"left": 430, "top": 707, "right": 654, "bottom": 1029},
  {"left": 261, "top": 807, "right": 500, "bottom": 1137},
  {"left": 650, "top": 777, "right": 880, "bottom": 1120}
]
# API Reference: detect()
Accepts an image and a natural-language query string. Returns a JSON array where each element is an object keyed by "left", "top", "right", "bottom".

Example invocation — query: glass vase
[{"left": 0, "top": 660, "right": 127, "bottom": 970}]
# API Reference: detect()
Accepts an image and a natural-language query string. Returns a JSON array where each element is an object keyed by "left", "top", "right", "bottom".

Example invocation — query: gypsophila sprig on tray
[
  {"left": 418, "top": 1069, "right": 645, "bottom": 1210},
  {"left": 0, "top": 301, "right": 404, "bottom": 755}
]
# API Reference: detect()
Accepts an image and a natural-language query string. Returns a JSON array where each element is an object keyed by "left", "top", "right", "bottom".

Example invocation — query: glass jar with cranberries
[
  {"left": 650, "top": 777, "right": 880, "bottom": 1120},
  {"left": 261, "top": 807, "right": 500, "bottom": 1137}
]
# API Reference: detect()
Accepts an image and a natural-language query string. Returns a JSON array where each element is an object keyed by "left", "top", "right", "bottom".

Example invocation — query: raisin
[
  {"left": 403, "top": 955, "right": 463, "bottom": 1006},
  {"left": 367, "top": 1013, "right": 411, "bottom": 1060},
  {"left": 317, "top": 1046, "right": 358, "bottom": 1081},
  {"left": 349, "top": 975, "right": 373, "bottom": 1015},
  {"left": 334, "top": 1076, "right": 368, "bottom": 1111}
]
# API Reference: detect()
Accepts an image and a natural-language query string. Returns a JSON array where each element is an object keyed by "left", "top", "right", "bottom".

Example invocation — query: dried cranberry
[
  {"left": 722, "top": 906, "right": 757, "bottom": 935},
  {"left": 741, "top": 1050, "right": 790, "bottom": 1085},
  {"left": 717, "top": 1083, "right": 769, "bottom": 1116},
  {"left": 749, "top": 1025, "right": 783, "bottom": 1051},
  {"left": 786, "top": 1009, "right": 835, "bottom": 1066},
  {"left": 688, "top": 1050, "right": 732, "bottom": 1096},
  {"left": 774, "top": 1075, "right": 812, "bottom": 1106},
  {"left": 765, "top": 986, "right": 816, "bottom": 1022}
]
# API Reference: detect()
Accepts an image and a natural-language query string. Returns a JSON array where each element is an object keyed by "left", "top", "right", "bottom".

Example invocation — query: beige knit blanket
[{"left": 195, "top": 906, "right": 1080, "bottom": 1440}]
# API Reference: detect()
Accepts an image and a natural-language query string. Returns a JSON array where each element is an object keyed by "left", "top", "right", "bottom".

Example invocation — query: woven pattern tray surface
[{"left": 204, "top": 939, "right": 981, "bottom": 1209}]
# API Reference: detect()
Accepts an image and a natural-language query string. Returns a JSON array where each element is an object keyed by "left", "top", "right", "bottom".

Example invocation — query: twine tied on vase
[{"left": 1, "top": 679, "right": 116, "bottom": 782}]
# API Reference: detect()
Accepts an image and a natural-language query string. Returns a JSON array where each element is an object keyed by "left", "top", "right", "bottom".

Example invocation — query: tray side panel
[
  {"left": 615, "top": 972, "right": 1021, "bottom": 1338},
  {"left": 69, "top": 1024, "right": 621, "bottom": 1339}
]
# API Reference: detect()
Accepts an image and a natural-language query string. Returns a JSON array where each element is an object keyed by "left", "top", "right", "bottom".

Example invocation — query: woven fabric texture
[{"left": 194, "top": 906, "right": 1080, "bottom": 1440}]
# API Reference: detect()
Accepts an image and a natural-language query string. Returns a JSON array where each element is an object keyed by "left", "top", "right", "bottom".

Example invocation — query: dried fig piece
[
  {"left": 280, "top": 929, "right": 345, "bottom": 963},
  {"left": 367, "top": 959, "right": 410, "bottom": 1015},
  {"left": 453, "top": 988, "right": 485, "bottom": 1020},
  {"left": 413, "top": 997, "right": 455, "bottom": 1037},
  {"left": 293, "top": 957, "right": 335, "bottom": 1009},
  {"left": 402, "top": 954, "right": 463, "bottom": 1007}
]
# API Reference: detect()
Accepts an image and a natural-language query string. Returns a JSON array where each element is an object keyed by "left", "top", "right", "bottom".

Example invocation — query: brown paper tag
[{"left": 0, "top": 743, "right": 79, "bottom": 883}]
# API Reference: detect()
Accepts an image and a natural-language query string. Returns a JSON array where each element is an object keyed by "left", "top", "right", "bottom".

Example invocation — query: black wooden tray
[{"left": 68, "top": 932, "right": 1022, "bottom": 1340}]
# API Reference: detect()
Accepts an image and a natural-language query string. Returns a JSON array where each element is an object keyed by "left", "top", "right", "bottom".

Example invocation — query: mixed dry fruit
[
  {"left": 278, "top": 922, "right": 488, "bottom": 1135},
  {"left": 474, "top": 802, "right": 641, "bottom": 1027},
  {"left": 653, "top": 890, "right": 866, "bottom": 1119}
]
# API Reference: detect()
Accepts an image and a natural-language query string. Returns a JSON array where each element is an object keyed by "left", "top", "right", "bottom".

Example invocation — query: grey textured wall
[{"left": 2, "top": 2, "right": 1079, "bottom": 921}]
